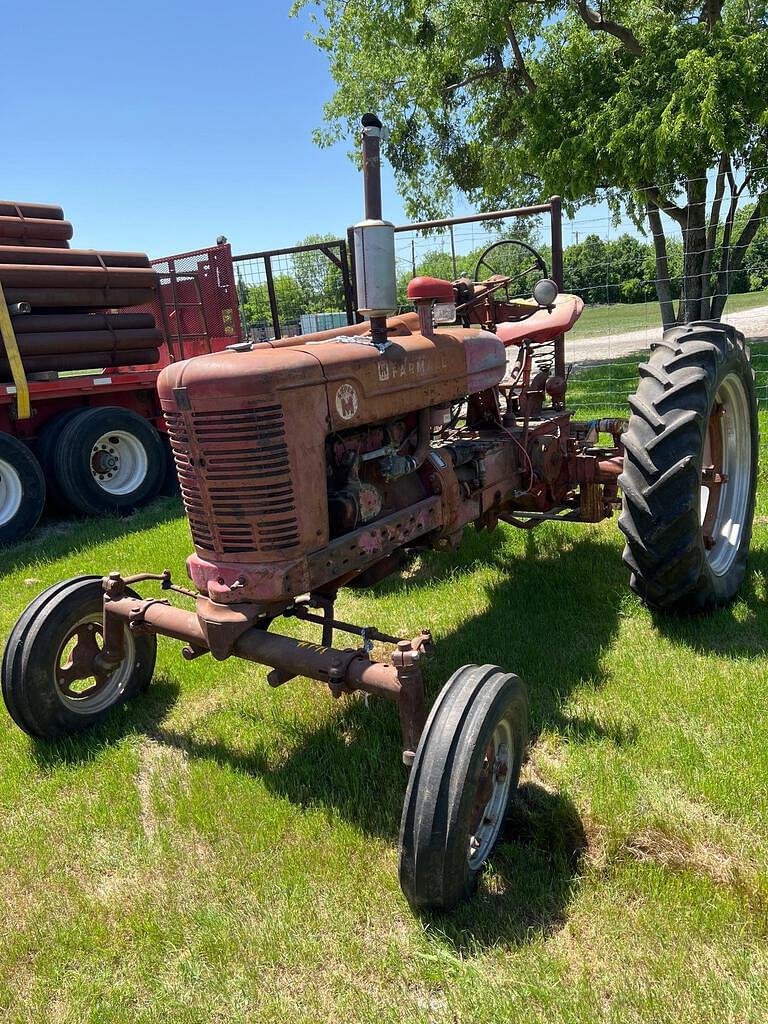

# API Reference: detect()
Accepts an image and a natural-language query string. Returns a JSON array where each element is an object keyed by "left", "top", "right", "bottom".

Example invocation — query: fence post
[
  {"left": 264, "top": 255, "right": 281, "bottom": 340},
  {"left": 339, "top": 241, "right": 355, "bottom": 326},
  {"left": 549, "top": 195, "right": 565, "bottom": 380},
  {"left": 347, "top": 226, "right": 363, "bottom": 322}
]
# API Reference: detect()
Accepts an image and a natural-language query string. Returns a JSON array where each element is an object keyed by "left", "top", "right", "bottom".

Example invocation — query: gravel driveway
[{"left": 566, "top": 305, "right": 768, "bottom": 366}]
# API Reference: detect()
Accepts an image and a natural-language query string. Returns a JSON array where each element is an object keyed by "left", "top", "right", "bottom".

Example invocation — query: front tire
[
  {"left": 2, "top": 577, "right": 156, "bottom": 738},
  {"left": 619, "top": 321, "right": 758, "bottom": 612},
  {"left": 398, "top": 664, "right": 528, "bottom": 912}
]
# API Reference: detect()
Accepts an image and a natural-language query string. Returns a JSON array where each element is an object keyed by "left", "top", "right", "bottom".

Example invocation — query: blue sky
[
  {"left": 0, "top": 1, "right": 412, "bottom": 258},
  {"left": 1, "top": 1, "right": 643, "bottom": 261}
]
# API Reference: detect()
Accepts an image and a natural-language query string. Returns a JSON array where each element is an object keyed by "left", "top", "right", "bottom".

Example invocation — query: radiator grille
[{"left": 165, "top": 405, "right": 300, "bottom": 555}]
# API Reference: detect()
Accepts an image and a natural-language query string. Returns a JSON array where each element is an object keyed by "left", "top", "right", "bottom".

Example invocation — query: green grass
[
  {"left": 2, "top": 394, "right": 768, "bottom": 1020},
  {"left": 569, "top": 288, "right": 768, "bottom": 340},
  {"left": 566, "top": 340, "right": 768, "bottom": 421}
]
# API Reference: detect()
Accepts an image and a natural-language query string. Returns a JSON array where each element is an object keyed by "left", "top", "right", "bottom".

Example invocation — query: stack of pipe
[
  {"left": 0, "top": 201, "right": 72, "bottom": 248},
  {"left": 0, "top": 200, "right": 160, "bottom": 377}
]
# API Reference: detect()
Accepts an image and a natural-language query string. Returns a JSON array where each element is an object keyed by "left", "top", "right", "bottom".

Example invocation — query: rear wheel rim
[
  {"left": 90, "top": 431, "right": 148, "bottom": 496},
  {"left": 468, "top": 718, "right": 513, "bottom": 869},
  {"left": 0, "top": 457, "right": 23, "bottom": 527},
  {"left": 54, "top": 614, "right": 136, "bottom": 714},
  {"left": 700, "top": 372, "right": 752, "bottom": 576}
]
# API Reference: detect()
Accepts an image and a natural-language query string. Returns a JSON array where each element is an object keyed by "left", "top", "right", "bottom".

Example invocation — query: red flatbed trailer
[{"left": 0, "top": 243, "right": 242, "bottom": 546}]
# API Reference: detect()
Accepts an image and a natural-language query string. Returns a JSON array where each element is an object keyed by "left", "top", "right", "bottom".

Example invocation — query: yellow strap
[{"left": 0, "top": 283, "right": 31, "bottom": 421}]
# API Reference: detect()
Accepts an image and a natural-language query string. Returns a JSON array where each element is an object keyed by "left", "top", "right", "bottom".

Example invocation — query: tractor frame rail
[{"left": 99, "top": 571, "right": 430, "bottom": 765}]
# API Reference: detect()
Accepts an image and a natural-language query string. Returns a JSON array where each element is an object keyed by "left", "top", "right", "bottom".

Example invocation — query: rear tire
[
  {"left": 51, "top": 407, "right": 165, "bottom": 516},
  {"left": 619, "top": 321, "right": 758, "bottom": 612},
  {"left": 398, "top": 664, "right": 528, "bottom": 911},
  {"left": 2, "top": 577, "right": 156, "bottom": 739},
  {"left": 0, "top": 433, "right": 46, "bottom": 546}
]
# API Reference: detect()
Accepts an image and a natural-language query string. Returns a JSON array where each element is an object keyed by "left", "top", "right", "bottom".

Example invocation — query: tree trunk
[
  {"left": 701, "top": 155, "right": 729, "bottom": 319},
  {"left": 646, "top": 200, "right": 677, "bottom": 330},
  {"left": 710, "top": 190, "right": 768, "bottom": 320},
  {"left": 677, "top": 176, "right": 708, "bottom": 324}
]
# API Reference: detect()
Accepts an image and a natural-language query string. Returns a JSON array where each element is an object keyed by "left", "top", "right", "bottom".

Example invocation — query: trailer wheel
[
  {"left": 51, "top": 407, "right": 165, "bottom": 516},
  {"left": 398, "top": 664, "right": 528, "bottom": 911},
  {"left": 1, "top": 577, "right": 156, "bottom": 739},
  {"left": 0, "top": 433, "right": 46, "bottom": 546},
  {"left": 35, "top": 409, "right": 85, "bottom": 509},
  {"left": 619, "top": 321, "right": 758, "bottom": 612}
]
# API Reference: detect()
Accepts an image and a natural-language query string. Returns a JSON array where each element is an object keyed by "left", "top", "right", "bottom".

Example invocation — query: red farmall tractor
[{"left": 2, "top": 117, "right": 758, "bottom": 911}]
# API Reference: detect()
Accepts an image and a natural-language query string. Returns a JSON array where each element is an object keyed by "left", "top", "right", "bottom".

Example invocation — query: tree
[
  {"left": 242, "top": 274, "right": 305, "bottom": 327},
  {"left": 292, "top": 233, "right": 347, "bottom": 313},
  {"left": 294, "top": 0, "right": 768, "bottom": 328}
]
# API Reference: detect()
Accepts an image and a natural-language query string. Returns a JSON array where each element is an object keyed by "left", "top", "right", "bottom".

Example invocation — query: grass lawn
[
  {"left": 1, "top": 367, "right": 768, "bottom": 1022},
  {"left": 569, "top": 288, "right": 768, "bottom": 340}
]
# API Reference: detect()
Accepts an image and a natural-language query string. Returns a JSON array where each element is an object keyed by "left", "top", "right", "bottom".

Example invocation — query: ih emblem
[{"left": 335, "top": 383, "right": 359, "bottom": 420}]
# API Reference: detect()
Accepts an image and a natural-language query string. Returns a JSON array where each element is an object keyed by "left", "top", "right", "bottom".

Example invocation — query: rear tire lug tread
[{"left": 619, "top": 323, "right": 757, "bottom": 612}]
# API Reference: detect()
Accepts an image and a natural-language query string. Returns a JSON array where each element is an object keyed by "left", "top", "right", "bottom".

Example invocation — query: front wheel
[
  {"left": 398, "top": 664, "right": 528, "bottom": 911},
  {"left": 2, "top": 577, "right": 157, "bottom": 738},
  {"left": 619, "top": 321, "right": 758, "bottom": 612}
]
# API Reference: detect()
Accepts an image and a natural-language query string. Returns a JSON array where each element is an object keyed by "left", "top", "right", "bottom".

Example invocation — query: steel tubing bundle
[
  {"left": 4, "top": 238, "right": 70, "bottom": 249},
  {"left": 0, "top": 197, "right": 161, "bottom": 378},
  {"left": 0, "top": 247, "right": 151, "bottom": 269},
  {"left": 11, "top": 312, "right": 156, "bottom": 334},
  {"left": 0, "top": 348, "right": 160, "bottom": 374},
  {"left": 0, "top": 265, "right": 156, "bottom": 290},
  {"left": 2, "top": 287, "right": 155, "bottom": 308},
  {"left": 11, "top": 328, "right": 163, "bottom": 356},
  {"left": 0, "top": 216, "right": 73, "bottom": 243},
  {"left": 0, "top": 201, "right": 64, "bottom": 220}
]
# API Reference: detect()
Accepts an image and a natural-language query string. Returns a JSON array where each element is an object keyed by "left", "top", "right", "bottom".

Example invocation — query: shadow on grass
[
  {"left": 29, "top": 675, "right": 180, "bottom": 770},
  {"left": 22, "top": 526, "right": 628, "bottom": 945},
  {"left": 146, "top": 528, "right": 627, "bottom": 945},
  {"left": 0, "top": 497, "right": 183, "bottom": 579},
  {"left": 650, "top": 545, "right": 768, "bottom": 658},
  {"left": 430, "top": 782, "right": 588, "bottom": 949}
]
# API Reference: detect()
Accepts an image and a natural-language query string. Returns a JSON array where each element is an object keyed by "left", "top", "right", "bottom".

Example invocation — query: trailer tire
[
  {"left": 2, "top": 577, "right": 156, "bottom": 739},
  {"left": 159, "top": 433, "right": 180, "bottom": 497},
  {"left": 35, "top": 409, "right": 85, "bottom": 510},
  {"left": 618, "top": 321, "right": 758, "bottom": 612},
  {"left": 398, "top": 664, "right": 528, "bottom": 911},
  {"left": 0, "top": 433, "right": 46, "bottom": 546},
  {"left": 51, "top": 407, "right": 165, "bottom": 516}
]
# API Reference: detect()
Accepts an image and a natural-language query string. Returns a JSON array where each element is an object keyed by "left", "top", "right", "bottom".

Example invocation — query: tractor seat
[{"left": 494, "top": 294, "right": 584, "bottom": 347}]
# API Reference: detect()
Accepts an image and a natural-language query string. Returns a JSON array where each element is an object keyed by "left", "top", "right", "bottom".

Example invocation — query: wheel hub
[
  {"left": 468, "top": 722, "right": 513, "bottom": 868},
  {"left": 0, "top": 456, "right": 23, "bottom": 527},
  {"left": 55, "top": 615, "right": 136, "bottom": 713},
  {"left": 89, "top": 431, "right": 149, "bottom": 495},
  {"left": 699, "top": 375, "right": 752, "bottom": 576}
]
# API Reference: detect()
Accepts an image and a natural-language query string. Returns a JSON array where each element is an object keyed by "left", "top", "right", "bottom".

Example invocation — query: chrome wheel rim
[
  {"left": 90, "top": 431, "right": 148, "bottom": 495},
  {"left": 700, "top": 373, "right": 752, "bottom": 577},
  {"left": 0, "top": 457, "right": 23, "bottom": 527},
  {"left": 468, "top": 719, "right": 513, "bottom": 869},
  {"left": 53, "top": 614, "right": 136, "bottom": 714}
]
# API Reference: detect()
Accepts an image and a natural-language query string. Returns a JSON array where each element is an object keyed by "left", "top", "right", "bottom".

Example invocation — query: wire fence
[
  {"left": 233, "top": 240, "right": 353, "bottom": 342},
  {"left": 230, "top": 170, "right": 768, "bottom": 436}
]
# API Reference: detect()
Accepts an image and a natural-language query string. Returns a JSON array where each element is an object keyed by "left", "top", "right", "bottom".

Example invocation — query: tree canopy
[{"left": 294, "top": 0, "right": 768, "bottom": 325}]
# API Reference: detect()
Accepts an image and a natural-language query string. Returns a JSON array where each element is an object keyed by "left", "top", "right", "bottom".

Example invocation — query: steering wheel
[
  {"left": 472, "top": 239, "right": 549, "bottom": 295},
  {"left": 453, "top": 238, "right": 552, "bottom": 323}
]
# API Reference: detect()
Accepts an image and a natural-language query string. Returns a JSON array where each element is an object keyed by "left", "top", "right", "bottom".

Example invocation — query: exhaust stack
[{"left": 352, "top": 114, "right": 397, "bottom": 345}]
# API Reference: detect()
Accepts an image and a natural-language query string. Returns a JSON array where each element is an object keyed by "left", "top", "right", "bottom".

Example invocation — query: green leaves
[{"left": 297, "top": 0, "right": 767, "bottom": 215}]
